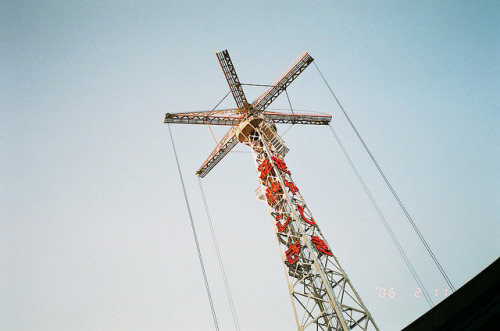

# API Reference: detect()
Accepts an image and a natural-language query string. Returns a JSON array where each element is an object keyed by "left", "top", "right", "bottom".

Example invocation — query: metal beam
[
  {"left": 164, "top": 109, "right": 242, "bottom": 126},
  {"left": 196, "top": 126, "right": 239, "bottom": 178},
  {"left": 217, "top": 50, "right": 250, "bottom": 113},
  {"left": 263, "top": 111, "right": 332, "bottom": 125},
  {"left": 164, "top": 110, "right": 331, "bottom": 126},
  {"left": 252, "top": 52, "right": 314, "bottom": 112}
]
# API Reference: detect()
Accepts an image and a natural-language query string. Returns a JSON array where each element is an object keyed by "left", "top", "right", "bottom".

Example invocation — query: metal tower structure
[{"left": 165, "top": 50, "right": 379, "bottom": 330}]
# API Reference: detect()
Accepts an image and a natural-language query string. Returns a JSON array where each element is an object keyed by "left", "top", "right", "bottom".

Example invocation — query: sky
[{"left": 2, "top": 1, "right": 499, "bottom": 330}]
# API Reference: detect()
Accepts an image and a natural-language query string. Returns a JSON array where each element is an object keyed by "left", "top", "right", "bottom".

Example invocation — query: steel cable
[
  {"left": 328, "top": 124, "right": 434, "bottom": 308},
  {"left": 198, "top": 177, "right": 241, "bottom": 331},
  {"left": 314, "top": 62, "right": 456, "bottom": 293},
  {"left": 167, "top": 124, "right": 220, "bottom": 330}
]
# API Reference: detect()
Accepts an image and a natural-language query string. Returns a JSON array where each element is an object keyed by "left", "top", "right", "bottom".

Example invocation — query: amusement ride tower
[{"left": 165, "top": 50, "right": 379, "bottom": 330}]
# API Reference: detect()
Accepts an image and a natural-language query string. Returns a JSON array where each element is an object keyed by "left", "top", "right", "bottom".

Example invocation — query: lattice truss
[
  {"left": 165, "top": 50, "right": 379, "bottom": 330},
  {"left": 243, "top": 117, "right": 378, "bottom": 330}
]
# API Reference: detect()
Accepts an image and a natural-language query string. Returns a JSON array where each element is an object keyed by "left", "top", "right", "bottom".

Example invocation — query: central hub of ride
[{"left": 236, "top": 115, "right": 264, "bottom": 143}]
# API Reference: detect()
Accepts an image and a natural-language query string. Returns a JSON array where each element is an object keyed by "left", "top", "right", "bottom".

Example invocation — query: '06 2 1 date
[{"left": 375, "top": 287, "right": 450, "bottom": 298}]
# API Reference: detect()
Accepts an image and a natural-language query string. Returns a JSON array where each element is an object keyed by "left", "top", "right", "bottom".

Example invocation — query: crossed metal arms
[{"left": 165, "top": 49, "right": 332, "bottom": 177}]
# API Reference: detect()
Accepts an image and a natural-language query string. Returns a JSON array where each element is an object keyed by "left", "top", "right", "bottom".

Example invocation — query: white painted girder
[{"left": 243, "top": 116, "right": 379, "bottom": 330}]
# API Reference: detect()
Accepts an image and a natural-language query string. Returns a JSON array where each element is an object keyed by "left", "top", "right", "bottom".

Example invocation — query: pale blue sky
[{"left": 2, "top": 1, "right": 499, "bottom": 330}]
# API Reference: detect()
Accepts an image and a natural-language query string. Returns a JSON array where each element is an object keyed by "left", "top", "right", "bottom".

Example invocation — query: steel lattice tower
[{"left": 165, "top": 50, "right": 379, "bottom": 330}]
